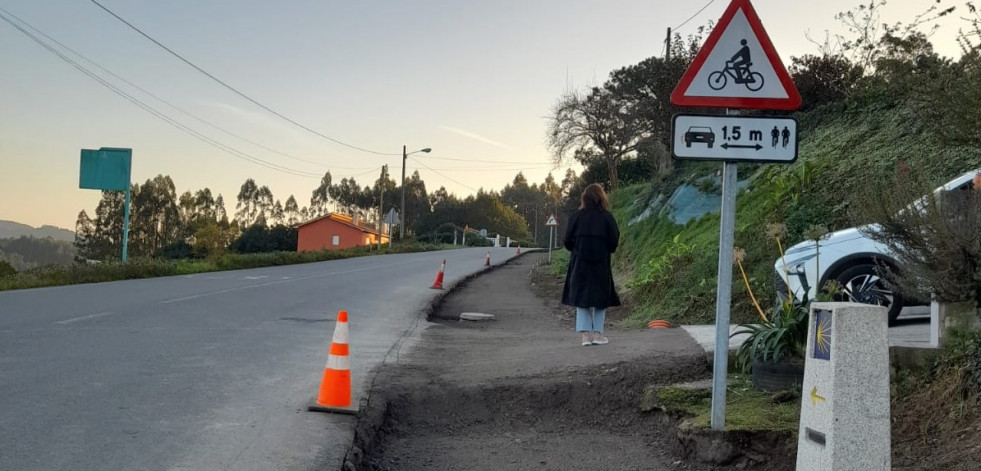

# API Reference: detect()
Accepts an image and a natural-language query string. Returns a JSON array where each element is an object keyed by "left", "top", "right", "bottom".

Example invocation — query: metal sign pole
[
  {"left": 548, "top": 226, "right": 553, "bottom": 263},
  {"left": 710, "top": 110, "right": 740, "bottom": 431},
  {"left": 122, "top": 186, "right": 131, "bottom": 263}
]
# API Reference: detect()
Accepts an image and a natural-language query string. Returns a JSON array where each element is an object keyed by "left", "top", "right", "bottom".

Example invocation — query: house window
[{"left": 332, "top": 235, "right": 340, "bottom": 246}]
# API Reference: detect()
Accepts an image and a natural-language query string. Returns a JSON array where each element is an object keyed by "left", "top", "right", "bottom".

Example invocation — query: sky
[{"left": 0, "top": 0, "right": 970, "bottom": 230}]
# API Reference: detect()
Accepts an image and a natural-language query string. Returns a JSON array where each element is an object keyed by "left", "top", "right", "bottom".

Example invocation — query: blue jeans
[{"left": 576, "top": 307, "right": 606, "bottom": 333}]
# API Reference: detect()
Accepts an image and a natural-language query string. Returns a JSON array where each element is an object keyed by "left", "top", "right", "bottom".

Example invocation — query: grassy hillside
[{"left": 611, "top": 98, "right": 981, "bottom": 326}]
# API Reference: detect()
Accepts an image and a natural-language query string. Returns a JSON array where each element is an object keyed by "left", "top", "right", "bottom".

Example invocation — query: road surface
[{"left": 0, "top": 247, "right": 520, "bottom": 471}]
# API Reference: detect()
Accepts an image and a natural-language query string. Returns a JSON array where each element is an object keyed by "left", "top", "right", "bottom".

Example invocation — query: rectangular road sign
[
  {"left": 672, "top": 114, "right": 798, "bottom": 163},
  {"left": 80, "top": 147, "right": 132, "bottom": 190}
]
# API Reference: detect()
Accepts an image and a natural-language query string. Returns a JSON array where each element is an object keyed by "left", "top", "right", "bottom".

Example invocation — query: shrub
[{"left": 0, "top": 260, "right": 16, "bottom": 278}]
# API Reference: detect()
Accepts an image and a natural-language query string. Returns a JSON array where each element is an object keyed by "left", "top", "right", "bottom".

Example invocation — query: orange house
[{"left": 296, "top": 213, "right": 389, "bottom": 252}]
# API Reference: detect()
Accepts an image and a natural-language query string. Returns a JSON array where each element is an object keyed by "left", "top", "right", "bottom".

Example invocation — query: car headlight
[{"left": 783, "top": 254, "right": 817, "bottom": 275}]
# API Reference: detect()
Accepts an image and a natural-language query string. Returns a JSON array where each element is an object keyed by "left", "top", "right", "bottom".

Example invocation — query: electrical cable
[
  {"left": 0, "top": 8, "right": 323, "bottom": 178},
  {"left": 89, "top": 0, "right": 400, "bottom": 156},
  {"left": 414, "top": 154, "right": 554, "bottom": 165},
  {"left": 408, "top": 156, "right": 479, "bottom": 192},
  {"left": 2, "top": 7, "right": 375, "bottom": 171},
  {"left": 674, "top": 0, "right": 718, "bottom": 32}
]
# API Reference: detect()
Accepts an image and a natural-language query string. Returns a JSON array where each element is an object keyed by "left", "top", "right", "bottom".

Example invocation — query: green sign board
[
  {"left": 80, "top": 148, "right": 132, "bottom": 191},
  {"left": 79, "top": 147, "right": 133, "bottom": 262}
]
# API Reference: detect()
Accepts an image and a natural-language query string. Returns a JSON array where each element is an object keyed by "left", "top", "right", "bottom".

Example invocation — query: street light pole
[{"left": 400, "top": 145, "right": 431, "bottom": 241}]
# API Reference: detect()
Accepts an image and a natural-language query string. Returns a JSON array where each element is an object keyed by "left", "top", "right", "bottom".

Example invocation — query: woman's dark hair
[{"left": 580, "top": 183, "right": 610, "bottom": 211}]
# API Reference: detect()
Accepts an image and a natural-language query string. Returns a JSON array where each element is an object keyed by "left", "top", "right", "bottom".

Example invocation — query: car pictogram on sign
[{"left": 684, "top": 126, "right": 716, "bottom": 148}]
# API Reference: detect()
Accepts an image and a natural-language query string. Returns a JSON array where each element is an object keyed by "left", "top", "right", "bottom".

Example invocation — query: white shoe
[
  {"left": 591, "top": 334, "right": 609, "bottom": 345},
  {"left": 581, "top": 333, "right": 593, "bottom": 346}
]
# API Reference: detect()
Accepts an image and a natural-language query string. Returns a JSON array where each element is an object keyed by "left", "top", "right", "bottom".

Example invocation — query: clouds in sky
[{"left": 439, "top": 125, "right": 513, "bottom": 151}]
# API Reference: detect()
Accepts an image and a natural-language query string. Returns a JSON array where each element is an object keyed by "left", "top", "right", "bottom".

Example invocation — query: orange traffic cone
[
  {"left": 309, "top": 310, "right": 357, "bottom": 414},
  {"left": 647, "top": 320, "right": 672, "bottom": 329},
  {"left": 484, "top": 252, "right": 491, "bottom": 267},
  {"left": 430, "top": 259, "right": 446, "bottom": 289}
]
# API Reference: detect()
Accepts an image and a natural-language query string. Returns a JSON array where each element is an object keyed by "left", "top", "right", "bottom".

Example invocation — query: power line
[
  {"left": 0, "top": 8, "right": 324, "bottom": 178},
  {"left": 1, "top": 7, "right": 377, "bottom": 172},
  {"left": 415, "top": 154, "right": 554, "bottom": 165},
  {"left": 88, "top": 0, "right": 400, "bottom": 157},
  {"left": 408, "top": 156, "right": 479, "bottom": 192},
  {"left": 674, "top": 0, "right": 718, "bottom": 32}
]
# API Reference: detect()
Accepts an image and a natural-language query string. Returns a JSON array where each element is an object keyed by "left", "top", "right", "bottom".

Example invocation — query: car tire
[{"left": 831, "top": 263, "right": 904, "bottom": 325}]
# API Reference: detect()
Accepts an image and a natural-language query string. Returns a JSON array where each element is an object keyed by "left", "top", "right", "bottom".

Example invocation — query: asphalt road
[{"left": 0, "top": 247, "right": 522, "bottom": 471}]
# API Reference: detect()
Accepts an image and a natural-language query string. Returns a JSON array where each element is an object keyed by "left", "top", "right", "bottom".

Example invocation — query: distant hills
[{"left": 0, "top": 220, "right": 75, "bottom": 242}]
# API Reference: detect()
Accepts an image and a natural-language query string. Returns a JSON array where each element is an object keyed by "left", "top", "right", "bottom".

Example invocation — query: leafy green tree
[
  {"left": 236, "top": 179, "right": 260, "bottom": 226},
  {"left": 401, "top": 170, "right": 429, "bottom": 237},
  {"left": 231, "top": 224, "right": 297, "bottom": 253},
  {"left": 501, "top": 172, "right": 542, "bottom": 241},
  {"left": 74, "top": 210, "right": 99, "bottom": 261},
  {"left": 270, "top": 200, "right": 284, "bottom": 226},
  {"left": 790, "top": 54, "right": 864, "bottom": 111},
  {"left": 310, "top": 171, "right": 333, "bottom": 217},
  {"left": 547, "top": 85, "right": 642, "bottom": 190},
  {"left": 215, "top": 194, "right": 228, "bottom": 223},
  {"left": 284, "top": 195, "right": 301, "bottom": 226},
  {"left": 84, "top": 189, "right": 127, "bottom": 260},
  {"left": 193, "top": 222, "right": 234, "bottom": 258},
  {"left": 253, "top": 186, "right": 274, "bottom": 226},
  {"left": 130, "top": 175, "right": 182, "bottom": 257},
  {"left": 331, "top": 177, "right": 364, "bottom": 213}
]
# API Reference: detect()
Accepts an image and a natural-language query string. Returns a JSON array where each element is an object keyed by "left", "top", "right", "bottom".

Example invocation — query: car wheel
[{"left": 831, "top": 264, "right": 904, "bottom": 325}]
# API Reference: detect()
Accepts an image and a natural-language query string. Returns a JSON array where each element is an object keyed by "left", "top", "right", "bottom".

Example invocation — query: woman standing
[{"left": 561, "top": 183, "right": 621, "bottom": 346}]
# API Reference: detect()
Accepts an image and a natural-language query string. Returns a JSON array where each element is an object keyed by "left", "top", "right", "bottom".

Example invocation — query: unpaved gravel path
[{"left": 347, "top": 253, "right": 726, "bottom": 471}]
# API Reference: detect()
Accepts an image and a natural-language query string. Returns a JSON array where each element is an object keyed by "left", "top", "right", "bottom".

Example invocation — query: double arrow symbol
[{"left": 720, "top": 143, "right": 763, "bottom": 150}]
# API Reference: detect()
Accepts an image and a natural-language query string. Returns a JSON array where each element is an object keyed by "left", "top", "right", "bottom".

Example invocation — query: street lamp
[{"left": 401, "top": 145, "right": 432, "bottom": 240}]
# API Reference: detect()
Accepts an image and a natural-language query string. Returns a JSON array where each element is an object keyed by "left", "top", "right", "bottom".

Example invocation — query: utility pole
[
  {"left": 399, "top": 146, "right": 431, "bottom": 242},
  {"left": 400, "top": 145, "right": 406, "bottom": 242},
  {"left": 665, "top": 27, "right": 672, "bottom": 61},
  {"left": 379, "top": 165, "right": 387, "bottom": 250}
]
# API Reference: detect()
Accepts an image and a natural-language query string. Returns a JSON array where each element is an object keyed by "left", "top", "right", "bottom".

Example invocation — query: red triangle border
[{"left": 670, "top": 0, "right": 801, "bottom": 110}]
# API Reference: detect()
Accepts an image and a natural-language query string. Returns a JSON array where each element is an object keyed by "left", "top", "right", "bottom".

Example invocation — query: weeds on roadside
[
  {"left": 731, "top": 222, "right": 841, "bottom": 373},
  {"left": 0, "top": 243, "right": 446, "bottom": 291}
]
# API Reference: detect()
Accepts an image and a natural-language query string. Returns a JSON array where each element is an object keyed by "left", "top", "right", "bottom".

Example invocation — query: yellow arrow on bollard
[{"left": 810, "top": 386, "right": 826, "bottom": 406}]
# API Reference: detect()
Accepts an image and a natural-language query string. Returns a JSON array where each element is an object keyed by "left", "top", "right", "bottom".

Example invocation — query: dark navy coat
[{"left": 561, "top": 208, "right": 621, "bottom": 309}]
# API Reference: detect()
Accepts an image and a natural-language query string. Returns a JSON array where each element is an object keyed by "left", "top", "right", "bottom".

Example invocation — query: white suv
[{"left": 774, "top": 169, "right": 980, "bottom": 324}]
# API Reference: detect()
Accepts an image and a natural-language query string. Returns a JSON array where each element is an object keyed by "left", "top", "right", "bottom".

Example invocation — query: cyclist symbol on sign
[{"left": 708, "top": 39, "right": 765, "bottom": 92}]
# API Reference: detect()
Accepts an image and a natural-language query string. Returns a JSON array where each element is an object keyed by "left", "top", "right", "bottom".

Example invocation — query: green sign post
[{"left": 79, "top": 147, "right": 132, "bottom": 262}]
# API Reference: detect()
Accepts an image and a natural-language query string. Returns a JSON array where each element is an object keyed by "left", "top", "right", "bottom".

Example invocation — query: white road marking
[
  {"left": 160, "top": 258, "right": 426, "bottom": 304},
  {"left": 55, "top": 311, "right": 114, "bottom": 325},
  {"left": 243, "top": 276, "right": 268, "bottom": 280}
]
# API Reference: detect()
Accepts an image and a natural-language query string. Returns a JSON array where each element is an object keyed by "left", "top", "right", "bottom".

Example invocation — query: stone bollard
[{"left": 796, "top": 302, "right": 890, "bottom": 471}]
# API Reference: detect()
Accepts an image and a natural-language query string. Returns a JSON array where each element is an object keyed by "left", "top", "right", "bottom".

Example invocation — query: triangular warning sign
[
  {"left": 545, "top": 214, "right": 558, "bottom": 226},
  {"left": 670, "top": 0, "right": 801, "bottom": 110}
]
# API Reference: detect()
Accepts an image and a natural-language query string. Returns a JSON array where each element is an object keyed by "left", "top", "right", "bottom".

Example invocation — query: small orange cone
[
  {"left": 309, "top": 310, "right": 357, "bottom": 414},
  {"left": 430, "top": 259, "right": 446, "bottom": 289},
  {"left": 484, "top": 252, "right": 491, "bottom": 266},
  {"left": 647, "top": 320, "right": 672, "bottom": 329}
]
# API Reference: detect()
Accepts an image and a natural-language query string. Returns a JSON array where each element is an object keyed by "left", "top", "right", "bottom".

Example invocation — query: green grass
[
  {"left": 0, "top": 242, "right": 450, "bottom": 291},
  {"left": 647, "top": 375, "right": 801, "bottom": 432}
]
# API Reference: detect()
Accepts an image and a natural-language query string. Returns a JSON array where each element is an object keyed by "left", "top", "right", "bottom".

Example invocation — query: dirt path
[{"left": 346, "top": 252, "right": 732, "bottom": 471}]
